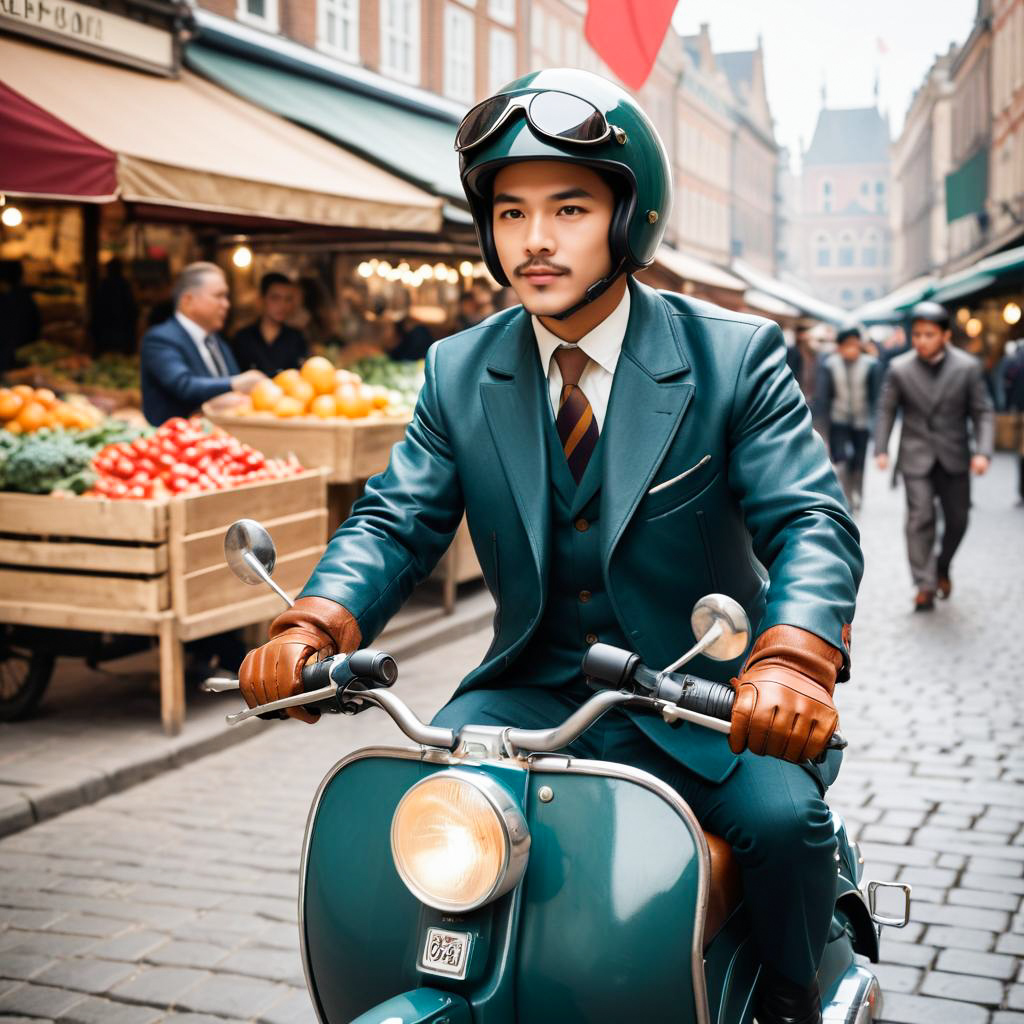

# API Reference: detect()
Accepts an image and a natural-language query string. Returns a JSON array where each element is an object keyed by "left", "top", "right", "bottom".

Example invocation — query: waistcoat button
[
  {"left": 579, "top": 590, "right": 592, "bottom": 603},
  {"left": 585, "top": 633, "right": 598, "bottom": 645},
  {"left": 575, "top": 518, "right": 589, "bottom": 532}
]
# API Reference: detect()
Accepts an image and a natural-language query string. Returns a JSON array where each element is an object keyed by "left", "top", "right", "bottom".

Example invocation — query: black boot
[{"left": 755, "top": 966, "right": 822, "bottom": 1024}]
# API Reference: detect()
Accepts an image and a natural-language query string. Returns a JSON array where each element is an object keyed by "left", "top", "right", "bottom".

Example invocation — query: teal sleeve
[{"left": 727, "top": 322, "right": 862, "bottom": 676}]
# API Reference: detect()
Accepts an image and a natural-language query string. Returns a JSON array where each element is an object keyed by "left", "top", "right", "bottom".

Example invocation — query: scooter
[{"left": 207, "top": 519, "right": 911, "bottom": 1024}]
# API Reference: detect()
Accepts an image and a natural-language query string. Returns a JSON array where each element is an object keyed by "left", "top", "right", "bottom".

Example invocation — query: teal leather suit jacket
[{"left": 301, "top": 279, "right": 863, "bottom": 783}]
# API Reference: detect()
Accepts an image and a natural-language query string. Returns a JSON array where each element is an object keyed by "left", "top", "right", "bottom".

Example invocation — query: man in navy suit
[{"left": 141, "top": 262, "right": 266, "bottom": 426}]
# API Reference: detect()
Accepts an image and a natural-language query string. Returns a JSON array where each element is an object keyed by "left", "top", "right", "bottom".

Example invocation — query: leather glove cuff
[
  {"left": 268, "top": 595, "right": 362, "bottom": 655},
  {"left": 740, "top": 624, "right": 842, "bottom": 697}
]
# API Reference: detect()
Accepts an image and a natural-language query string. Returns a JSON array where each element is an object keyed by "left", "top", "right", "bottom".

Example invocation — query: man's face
[
  {"left": 263, "top": 283, "right": 297, "bottom": 325},
  {"left": 838, "top": 337, "right": 861, "bottom": 363},
  {"left": 491, "top": 161, "right": 615, "bottom": 316},
  {"left": 911, "top": 320, "right": 950, "bottom": 361},
  {"left": 180, "top": 270, "right": 229, "bottom": 332}
]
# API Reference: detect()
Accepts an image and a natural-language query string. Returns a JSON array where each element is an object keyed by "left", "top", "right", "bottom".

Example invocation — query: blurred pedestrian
[
  {"left": 140, "top": 262, "right": 265, "bottom": 426},
  {"left": 230, "top": 272, "right": 309, "bottom": 375},
  {"left": 814, "top": 324, "right": 879, "bottom": 510},
  {"left": 785, "top": 319, "right": 819, "bottom": 403},
  {"left": 0, "top": 261, "right": 41, "bottom": 374},
  {"left": 1003, "top": 340, "right": 1024, "bottom": 506},
  {"left": 874, "top": 301, "right": 995, "bottom": 611},
  {"left": 454, "top": 291, "right": 483, "bottom": 331},
  {"left": 90, "top": 258, "right": 138, "bottom": 354}
]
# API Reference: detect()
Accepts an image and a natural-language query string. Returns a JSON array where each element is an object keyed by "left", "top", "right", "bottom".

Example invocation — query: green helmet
[{"left": 457, "top": 68, "right": 672, "bottom": 312}]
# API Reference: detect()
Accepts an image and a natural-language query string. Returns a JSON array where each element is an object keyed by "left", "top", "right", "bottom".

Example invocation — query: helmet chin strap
[{"left": 545, "top": 262, "right": 627, "bottom": 321}]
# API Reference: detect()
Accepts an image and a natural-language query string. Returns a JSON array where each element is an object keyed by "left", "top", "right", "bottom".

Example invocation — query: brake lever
[{"left": 225, "top": 682, "right": 340, "bottom": 726}]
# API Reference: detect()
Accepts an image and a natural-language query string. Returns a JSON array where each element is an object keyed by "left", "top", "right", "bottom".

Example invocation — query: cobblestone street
[{"left": 0, "top": 454, "right": 1021, "bottom": 1024}]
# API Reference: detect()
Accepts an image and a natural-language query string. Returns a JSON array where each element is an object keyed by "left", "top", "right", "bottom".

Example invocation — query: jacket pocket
[{"left": 643, "top": 467, "right": 721, "bottom": 521}]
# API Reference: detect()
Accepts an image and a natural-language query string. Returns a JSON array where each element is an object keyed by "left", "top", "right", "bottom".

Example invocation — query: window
[
  {"left": 443, "top": 4, "right": 475, "bottom": 103},
  {"left": 841, "top": 288, "right": 855, "bottom": 304},
  {"left": 489, "top": 0, "right": 516, "bottom": 27},
  {"left": 816, "top": 233, "right": 831, "bottom": 267},
  {"left": 822, "top": 179, "right": 832, "bottom": 213},
  {"left": 318, "top": 0, "right": 358, "bottom": 60},
  {"left": 380, "top": 0, "right": 420, "bottom": 84},
  {"left": 237, "top": 0, "right": 278, "bottom": 31},
  {"left": 863, "top": 288, "right": 876, "bottom": 301},
  {"left": 875, "top": 180, "right": 886, "bottom": 213},
  {"left": 489, "top": 27, "right": 516, "bottom": 93},
  {"left": 860, "top": 180, "right": 870, "bottom": 197},
  {"left": 861, "top": 229, "right": 879, "bottom": 267},
  {"left": 838, "top": 231, "right": 855, "bottom": 267}
]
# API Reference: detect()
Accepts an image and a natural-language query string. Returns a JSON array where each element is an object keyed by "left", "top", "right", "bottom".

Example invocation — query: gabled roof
[
  {"left": 805, "top": 107, "right": 890, "bottom": 166},
  {"left": 716, "top": 50, "right": 755, "bottom": 97}
]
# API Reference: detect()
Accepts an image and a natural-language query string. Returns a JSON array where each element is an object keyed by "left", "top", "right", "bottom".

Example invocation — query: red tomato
[
  {"left": 107, "top": 482, "right": 129, "bottom": 499},
  {"left": 135, "top": 458, "right": 158, "bottom": 477},
  {"left": 245, "top": 452, "right": 265, "bottom": 470},
  {"left": 131, "top": 438, "right": 150, "bottom": 456},
  {"left": 178, "top": 446, "right": 201, "bottom": 465},
  {"left": 115, "top": 457, "right": 135, "bottom": 479},
  {"left": 164, "top": 418, "right": 189, "bottom": 433},
  {"left": 195, "top": 474, "right": 214, "bottom": 490},
  {"left": 169, "top": 476, "right": 190, "bottom": 493},
  {"left": 127, "top": 485, "right": 148, "bottom": 499}
]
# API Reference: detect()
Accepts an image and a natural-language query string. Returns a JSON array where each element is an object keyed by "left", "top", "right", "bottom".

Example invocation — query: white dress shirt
[
  {"left": 531, "top": 286, "right": 630, "bottom": 432},
  {"left": 175, "top": 312, "right": 225, "bottom": 377}
]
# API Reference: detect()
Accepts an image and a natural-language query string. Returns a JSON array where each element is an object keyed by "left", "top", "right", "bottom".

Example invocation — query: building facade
[
  {"left": 990, "top": 0, "right": 1024, "bottom": 253},
  {"left": 717, "top": 44, "right": 779, "bottom": 274},
  {"left": 797, "top": 105, "right": 892, "bottom": 309},
  {"left": 891, "top": 48, "right": 956, "bottom": 284}
]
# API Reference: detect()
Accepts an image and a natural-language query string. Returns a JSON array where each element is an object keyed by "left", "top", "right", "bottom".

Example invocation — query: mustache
[{"left": 514, "top": 259, "right": 570, "bottom": 277}]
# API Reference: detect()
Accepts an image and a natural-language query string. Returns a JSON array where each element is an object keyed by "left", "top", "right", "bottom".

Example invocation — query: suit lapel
[
  {"left": 480, "top": 312, "right": 551, "bottom": 589},
  {"left": 170, "top": 317, "right": 216, "bottom": 377},
  {"left": 600, "top": 280, "right": 695, "bottom": 563}
]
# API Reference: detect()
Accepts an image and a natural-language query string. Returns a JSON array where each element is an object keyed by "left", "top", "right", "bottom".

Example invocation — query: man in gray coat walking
[{"left": 875, "top": 302, "right": 994, "bottom": 611}]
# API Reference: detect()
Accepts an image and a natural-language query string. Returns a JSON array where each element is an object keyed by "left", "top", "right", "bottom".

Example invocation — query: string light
[
  {"left": 231, "top": 245, "right": 252, "bottom": 269},
  {"left": 1, "top": 205, "right": 24, "bottom": 228},
  {"left": 1003, "top": 302, "right": 1022, "bottom": 326},
  {"left": 965, "top": 317, "right": 983, "bottom": 338}
]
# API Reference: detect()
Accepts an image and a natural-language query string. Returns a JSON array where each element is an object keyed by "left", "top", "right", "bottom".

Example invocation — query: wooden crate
[
  {"left": 0, "top": 469, "right": 328, "bottom": 735},
  {"left": 203, "top": 407, "right": 411, "bottom": 484}
]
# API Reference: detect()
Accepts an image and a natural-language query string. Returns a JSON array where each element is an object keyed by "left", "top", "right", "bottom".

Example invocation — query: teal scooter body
[{"left": 300, "top": 745, "right": 888, "bottom": 1024}]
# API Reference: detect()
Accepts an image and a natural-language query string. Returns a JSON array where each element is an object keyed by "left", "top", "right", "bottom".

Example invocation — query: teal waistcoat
[{"left": 506, "top": 413, "right": 628, "bottom": 694}]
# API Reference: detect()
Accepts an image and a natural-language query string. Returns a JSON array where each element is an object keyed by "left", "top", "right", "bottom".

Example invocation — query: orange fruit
[
  {"left": 16, "top": 401, "right": 48, "bottom": 432},
  {"left": 251, "top": 379, "right": 284, "bottom": 413},
  {"left": 273, "top": 395, "right": 305, "bottom": 418},
  {"left": 5, "top": 421, "right": 22, "bottom": 435},
  {"left": 282, "top": 376, "right": 314, "bottom": 408},
  {"left": 0, "top": 389, "right": 23, "bottom": 421},
  {"left": 310, "top": 394, "right": 337, "bottom": 418},
  {"left": 300, "top": 356, "right": 337, "bottom": 396},
  {"left": 368, "top": 386, "right": 390, "bottom": 410},
  {"left": 334, "top": 387, "right": 372, "bottom": 419},
  {"left": 12, "top": 385, "right": 35, "bottom": 401},
  {"left": 34, "top": 388, "right": 57, "bottom": 408},
  {"left": 335, "top": 368, "right": 360, "bottom": 386},
  {"left": 274, "top": 368, "right": 301, "bottom": 391}
]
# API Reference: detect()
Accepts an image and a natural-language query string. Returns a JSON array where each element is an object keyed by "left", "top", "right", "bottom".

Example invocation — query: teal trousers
[{"left": 433, "top": 686, "right": 838, "bottom": 987}]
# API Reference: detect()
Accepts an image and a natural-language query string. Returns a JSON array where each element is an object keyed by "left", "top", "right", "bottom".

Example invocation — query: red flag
[{"left": 584, "top": 0, "right": 678, "bottom": 89}]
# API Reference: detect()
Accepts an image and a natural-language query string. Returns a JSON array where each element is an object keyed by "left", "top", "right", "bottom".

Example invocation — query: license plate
[{"left": 420, "top": 926, "right": 471, "bottom": 980}]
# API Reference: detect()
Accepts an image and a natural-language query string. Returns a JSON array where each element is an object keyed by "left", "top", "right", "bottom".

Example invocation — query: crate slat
[
  {"left": 0, "top": 493, "right": 166, "bottom": 542},
  {"left": 0, "top": 566, "right": 169, "bottom": 613},
  {"left": 180, "top": 546, "right": 324, "bottom": 617},
  {"left": 0, "top": 538, "right": 167, "bottom": 574},
  {"left": 180, "top": 508, "right": 327, "bottom": 576}
]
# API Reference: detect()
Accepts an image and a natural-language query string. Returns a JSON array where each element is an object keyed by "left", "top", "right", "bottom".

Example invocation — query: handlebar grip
[
  {"left": 583, "top": 643, "right": 640, "bottom": 688},
  {"left": 299, "top": 649, "right": 398, "bottom": 715}
]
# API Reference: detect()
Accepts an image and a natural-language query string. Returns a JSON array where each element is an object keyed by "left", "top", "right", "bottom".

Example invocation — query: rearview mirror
[
  {"left": 690, "top": 594, "right": 750, "bottom": 662},
  {"left": 224, "top": 518, "right": 278, "bottom": 585}
]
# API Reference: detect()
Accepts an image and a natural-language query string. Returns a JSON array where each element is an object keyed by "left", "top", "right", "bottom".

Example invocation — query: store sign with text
[{"left": 0, "top": 0, "right": 175, "bottom": 75}]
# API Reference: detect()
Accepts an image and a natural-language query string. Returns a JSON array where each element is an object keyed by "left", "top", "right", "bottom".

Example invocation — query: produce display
[
  {"left": 228, "top": 357, "right": 413, "bottom": 421},
  {"left": 0, "top": 385, "right": 106, "bottom": 433},
  {"left": 87, "top": 417, "right": 304, "bottom": 499},
  {"left": 9, "top": 343, "right": 141, "bottom": 406},
  {"left": 343, "top": 356, "right": 424, "bottom": 409},
  {"left": 0, "top": 420, "right": 146, "bottom": 495}
]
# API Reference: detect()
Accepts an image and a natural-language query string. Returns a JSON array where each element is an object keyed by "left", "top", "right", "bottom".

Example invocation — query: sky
[{"left": 671, "top": 0, "right": 979, "bottom": 168}]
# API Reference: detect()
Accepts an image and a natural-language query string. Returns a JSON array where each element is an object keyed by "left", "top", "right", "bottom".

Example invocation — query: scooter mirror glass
[
  {"left": 690, "top": 594, "right": 750, "bottom": 661},
  {"left": 224, "top": 519, "right": 278, "bottom": 586}
]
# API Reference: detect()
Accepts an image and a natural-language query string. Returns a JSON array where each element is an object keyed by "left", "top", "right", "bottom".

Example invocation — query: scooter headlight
[{"left": 391, "top": 770, "right": 530, "bottom": 912}]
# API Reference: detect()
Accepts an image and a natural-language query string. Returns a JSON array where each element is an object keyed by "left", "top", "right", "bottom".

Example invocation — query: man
[
  {"left": 230, "top": 272, "right": 309, "bottom": 376},
  {"left": 1004, "top": 340, "right": 1024, "bottom": 506},
  {"left": 90, "top": 258, "right": 138, "bottom": 355},
  {"left": 239, "top": 70, "right": 861, "bottom": 1024},
  {"left": 140, "top": 262, "right": 264, "bottom": 426},
  {"left": 0, "top": 261, "right": 41, "bottom": 374},
  {"left": 875, "top": 301, "right": 994, "bottom": 611},
  {"left": 815, "top": 324, "right": 879, "bottom": 510}
]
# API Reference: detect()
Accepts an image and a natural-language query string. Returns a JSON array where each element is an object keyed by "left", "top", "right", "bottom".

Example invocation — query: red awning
[{"left": 0, "top": 79, "right": 117, "bottom": 201}]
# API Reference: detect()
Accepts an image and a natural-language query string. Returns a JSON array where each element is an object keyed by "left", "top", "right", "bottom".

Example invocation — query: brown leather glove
[
  {"left": 239, "top": 596, "right": 361, "bottom": 724},
  {"left": 729, "top": 625, "right": 842, "bottom": 763}
]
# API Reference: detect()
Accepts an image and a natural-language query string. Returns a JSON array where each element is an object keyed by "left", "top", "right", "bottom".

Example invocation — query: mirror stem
[
  {"left": 243, "top": 551, "right": 295, "bottom": 608},
  {"left": 660, "top": 621, "right": 724, "bottom": 677}
]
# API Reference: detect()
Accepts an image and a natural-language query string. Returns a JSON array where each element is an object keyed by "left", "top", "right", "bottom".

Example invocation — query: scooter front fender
[{"left": 349, "top": 988, "right": 471, "bottom": 1024}]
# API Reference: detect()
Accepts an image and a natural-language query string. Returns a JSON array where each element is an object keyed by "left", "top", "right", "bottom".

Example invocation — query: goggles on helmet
[{"left": 455, "top": 89, "right": 626, "bottom": 155}]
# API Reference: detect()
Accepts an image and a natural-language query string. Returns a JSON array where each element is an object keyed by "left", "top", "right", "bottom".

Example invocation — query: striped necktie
[
  {"left": 553, "top": 345, "right": 599, "bottom": 484},
  {"left": 204, "top": 334, "right": 229, "bottom": 377}
]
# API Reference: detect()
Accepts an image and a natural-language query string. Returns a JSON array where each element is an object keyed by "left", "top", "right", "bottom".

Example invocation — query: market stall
[{"left": 0, "top": 408, "right": 327, "bottom": 734}]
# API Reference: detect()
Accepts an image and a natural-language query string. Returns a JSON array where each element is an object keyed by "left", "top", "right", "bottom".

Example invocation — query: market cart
[{"left": 0, "top": 469, "right": 327, "bottom": 734}]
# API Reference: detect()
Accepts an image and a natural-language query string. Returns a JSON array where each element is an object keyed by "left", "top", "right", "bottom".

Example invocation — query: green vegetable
[{"left": 1, "top": 433, "right": 95, "bottom": 494}]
